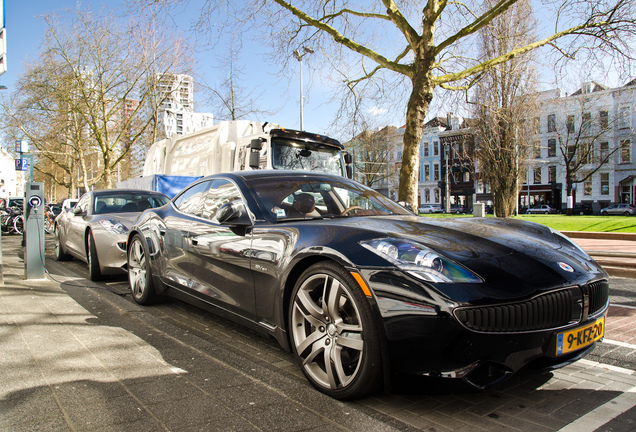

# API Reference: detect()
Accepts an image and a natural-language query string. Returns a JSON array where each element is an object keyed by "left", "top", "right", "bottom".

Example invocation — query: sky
[
  {"left": 0, "top": 0, "right": 374, "bottom": 143},
  {"left": 1, "top": 1, "right": 632, "bottom": 146}
]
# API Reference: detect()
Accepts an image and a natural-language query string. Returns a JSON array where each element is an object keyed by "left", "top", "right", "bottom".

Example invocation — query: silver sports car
[{"left": 54, "top": 189, "right": 170, "bottom": 280}]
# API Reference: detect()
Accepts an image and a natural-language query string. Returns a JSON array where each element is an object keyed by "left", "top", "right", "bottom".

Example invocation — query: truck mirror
[
  {"left": 344, "top": 153, "right": 353, "bottom": 164},
  {"left": 249, "top": 138, "right": 264, "bottom": 169},
  {"left": 346, "top": 165, "right": 353, "bottom": 179}
]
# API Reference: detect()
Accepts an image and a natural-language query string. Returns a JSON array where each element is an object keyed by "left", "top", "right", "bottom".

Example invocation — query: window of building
[
  {"left": 433, "top": 141, "right": 439, "bottom": 156},
  {"left": 425, "top": 188, "right": 430, "bottom": 203},
  {"left": 621, "top": 139, "right": 631, "bottom": 163},
  {"left": 600, "top": 142, "right": 609, "bottom": 161},
  {"left": 582, "top": 112, "right": 591, "bottom": 133},
  {"left": 601, "top": 173, "right": 609, "bottom": 195},
  {"left": 600, "top": 110, "right": 608, "bottom": 129},
  {"left": 584, "top": 177, "right": 592, "bottom": 195},
  {"left": 434, "top": 164, "right": 439, "bottom": 181},
  {"left": 549, "top": 166, "right": 556, "bottom": 183},
  {"left": 567, "top": 115, "right": 575, "bottom": 133},
  {"left": 424, "top": 164, "right": 430, "bottom": 181},
  {"left": 424, "top": 143, "right": 429, "bottom": 157},
  {"left": 534, "top": 117, "right": 540, "bottom": 134},
  {"left": 546, "top": 139, "right": 556, "bottom": 157},
  {"left": 534, "top": 167, "right": 542, "bottom": 184},
  {"left": 580, "top": 142, "right": 593, "bottom": 164},
  {"left": 547, "top": 114, "right": 556, "bottom": 132},
  {"left": 533, "top": 142, "right": 541, "bottom": 159},
  {"left": 619, "top": 106, "right": 631, "bottom": 129}
]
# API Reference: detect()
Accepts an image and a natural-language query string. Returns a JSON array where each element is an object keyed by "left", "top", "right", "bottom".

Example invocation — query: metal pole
[{"left": 299, "top": 58, "right": 304, "bottom": 131}]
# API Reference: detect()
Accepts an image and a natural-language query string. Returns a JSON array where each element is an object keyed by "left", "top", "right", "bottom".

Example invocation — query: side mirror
[
  {"left": 249, "top": 138, "right": 264, "bottom": 169},
  {"left": 73, "top": 207, "right": 86, "bottom": 216},
  {"left": 217, "top": 202, "right": 252, "bottom": 227}
]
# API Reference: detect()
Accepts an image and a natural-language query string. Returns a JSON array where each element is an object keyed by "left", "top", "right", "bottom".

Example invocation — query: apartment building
[{"left": 528, "top": 80, "right": 635, "bottom": 212}]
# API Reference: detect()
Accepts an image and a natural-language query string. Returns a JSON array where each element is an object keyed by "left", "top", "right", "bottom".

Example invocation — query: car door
[
  {"left": 64, "top": 193, "right": 91, "bottom": 258},
  {"left": 161, "top": 180, "right": 213, "bottom": 290},
  {"left": 186, "top": 179, "right": 256, "bottom": 318}
]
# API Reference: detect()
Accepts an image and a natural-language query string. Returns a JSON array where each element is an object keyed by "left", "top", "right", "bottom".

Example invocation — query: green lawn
[{"left": 419, "top": 213, "right": 636, "bottom": 233}]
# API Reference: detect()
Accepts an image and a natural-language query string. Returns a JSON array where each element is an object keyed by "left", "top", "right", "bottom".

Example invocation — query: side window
[
  {"left": 173, "top": 181, "right": 212, "bottom": 216},
  {"left": 201, "top": 179, "right": 244, "bottom": 222}
]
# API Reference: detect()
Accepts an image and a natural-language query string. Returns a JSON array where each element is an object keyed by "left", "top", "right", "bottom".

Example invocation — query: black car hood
[{"left": 324, "top": 215, "right": 606, "bottom": 299}]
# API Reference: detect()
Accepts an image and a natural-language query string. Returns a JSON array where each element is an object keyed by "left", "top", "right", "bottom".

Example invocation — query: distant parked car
[
  {"left": 600, "top": 203, "right": 636, "bottom": 216},
  {"left": 526, "top": 205, "right": 554, "bottom": 214},
  {"left": 447, "top": 204, "right": 466, "bottom": 214},
  {"left": 560, "top": 204, "right": 593, "bottom": 215},
  {"left": 418, "top": 204, "right": 443, "bottom": 214},
  {"left": 55, "top": 189, "right": 170, "bottom": 281}
]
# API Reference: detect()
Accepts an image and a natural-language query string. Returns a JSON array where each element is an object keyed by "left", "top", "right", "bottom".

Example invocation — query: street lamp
[{"left": 293, "top": 47, "right": 314, "bottom": 131}]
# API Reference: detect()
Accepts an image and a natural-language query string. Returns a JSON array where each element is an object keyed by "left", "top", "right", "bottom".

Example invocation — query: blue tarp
[{"left": 117, "top": 175, "right": 202, "bottom": 198}]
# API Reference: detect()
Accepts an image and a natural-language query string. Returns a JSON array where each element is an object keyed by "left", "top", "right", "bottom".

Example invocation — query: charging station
[{"left": 25, "top": 182, "right": 45, "bottom": 279}]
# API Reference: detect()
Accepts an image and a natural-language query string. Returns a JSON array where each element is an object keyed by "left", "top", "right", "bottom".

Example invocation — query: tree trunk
[{"left": 398, "top": 74, "right": 434, "bottom": 209}]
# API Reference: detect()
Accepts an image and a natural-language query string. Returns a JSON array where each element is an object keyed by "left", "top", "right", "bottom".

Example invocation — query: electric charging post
[{"left": 25, "top": 183, "right": 45, "bottom": 279}]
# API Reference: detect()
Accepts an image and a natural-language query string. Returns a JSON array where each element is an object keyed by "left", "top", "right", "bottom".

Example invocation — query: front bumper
[{"left": 364, "top": 269, "right": 609, "bottom": 390}]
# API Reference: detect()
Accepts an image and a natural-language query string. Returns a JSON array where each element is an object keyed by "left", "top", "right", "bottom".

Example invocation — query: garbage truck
[{"left": 142, "top": 120, "right": 352, "bottom": 179}]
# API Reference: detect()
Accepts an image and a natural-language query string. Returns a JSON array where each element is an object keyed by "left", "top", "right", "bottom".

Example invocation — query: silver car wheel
[
  {"left": 128, "top": 236, "right": 147, "bottom": 300},
  {"left": 291, "top": 272, "right": 364, "bottom": 391}
]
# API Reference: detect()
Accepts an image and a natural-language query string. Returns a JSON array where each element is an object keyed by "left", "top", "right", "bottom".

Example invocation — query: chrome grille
[
  {"left": 587, "top": 280, "right": 609, "bottom": 316},
  {"left": 454, "top": 288, "right": 575, "bottom": 333}
]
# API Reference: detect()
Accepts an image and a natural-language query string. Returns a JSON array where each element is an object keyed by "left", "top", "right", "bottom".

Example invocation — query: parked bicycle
[
  {"left": 44, "top": 206, "right": 56, "bottom": 234},
  {"left": 1, "top": 207, "right": 24, "bottom": 235}
]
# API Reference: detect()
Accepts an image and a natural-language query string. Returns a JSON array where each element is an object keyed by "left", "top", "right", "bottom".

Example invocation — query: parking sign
[{"left": 14, "top": 158, "right": 28, "bottom": 171}]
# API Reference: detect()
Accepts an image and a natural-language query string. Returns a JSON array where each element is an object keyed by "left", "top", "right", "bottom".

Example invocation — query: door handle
[
  {"left": 191, "top": 238, "right": 198, "bottom": 246},
  {"left": 159, "top": 229, "right": 166, "bottom": 236}
]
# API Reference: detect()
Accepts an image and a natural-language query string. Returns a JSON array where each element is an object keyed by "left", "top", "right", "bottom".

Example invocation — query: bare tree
[
  {"left": 197, "top": 38, "right": 277, "bottom": 122},
  {"left": 348, "top": 126, "right": 401, "bottom": 188},
  {"left": 142, "top": 0, "right": 636, "bottom": 210},
  {"left": 472, "top": 0, "right": 539, "bottom": 218},
  {"left": 1, "top": 9, "right": 194, "bottom": 193}
]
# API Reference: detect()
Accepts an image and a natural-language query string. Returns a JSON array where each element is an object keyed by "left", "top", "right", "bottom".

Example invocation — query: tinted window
[
  {"left": 200, "top": 179, "right": 244, "bottom": 222},
  {"left": 173, "top": 181, "right": 212, "bottom": 216}
]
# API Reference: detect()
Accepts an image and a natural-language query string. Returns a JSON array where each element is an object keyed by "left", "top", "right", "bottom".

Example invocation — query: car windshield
[
  {"left": 271, "top": 138, "right": 345, "bottom": 176},
  {"left": 93, "top": 193, "right": 170, "bottom": 214},
  {"left": 246, "top": 176, "right": 410, "bottom": 221}
]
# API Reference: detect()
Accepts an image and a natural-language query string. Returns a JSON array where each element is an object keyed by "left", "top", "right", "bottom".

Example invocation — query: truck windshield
[{"left": 271, "top": 138, "right": 345, "bottom": 176}]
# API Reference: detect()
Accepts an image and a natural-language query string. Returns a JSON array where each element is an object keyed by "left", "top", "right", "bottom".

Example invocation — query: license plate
[{"left": 556, "top": 317, "right": 605, "bottom": 356}]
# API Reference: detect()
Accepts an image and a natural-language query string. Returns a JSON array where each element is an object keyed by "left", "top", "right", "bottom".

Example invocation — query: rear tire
[
  {"left": 54, "top": 225, "right": 72, "bottom": 261},
  {"left": 127, "top": 234, "right": 158, "bottom": 305},
  {"left": 289, "top": 261, "right": 382, "bottom": 400},
  {"left": 87, "top": 232, "right": 103, "bottom": 281}
]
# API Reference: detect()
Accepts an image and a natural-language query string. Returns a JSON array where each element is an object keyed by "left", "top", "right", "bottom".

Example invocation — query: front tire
[
  {"left": 127, "top": 234, "right": 158, "bottom": 305},
  {"left": 87, "top": 231, "right": 102, "bottom": 281},
  {"left": 289, "top": 261, "right": 382, "bottom": 400}
]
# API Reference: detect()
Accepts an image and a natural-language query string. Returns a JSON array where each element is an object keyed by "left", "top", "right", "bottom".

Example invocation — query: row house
[
  {"left": 529, "top": 80, "right": 635, "bottom": 212},
  {"left": 419, "top": 115, "right": 476, "bottom": 210}
]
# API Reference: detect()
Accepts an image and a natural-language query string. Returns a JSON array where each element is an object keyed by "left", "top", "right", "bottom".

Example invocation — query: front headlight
[
  {"left": 361, "top": 238, "right": 482, "bottom": 283},
  {"left": 99, "top": 219, "right": 129, "bottom": 235}
]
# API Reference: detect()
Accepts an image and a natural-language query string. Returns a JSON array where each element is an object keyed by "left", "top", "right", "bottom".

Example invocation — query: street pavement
[{"left": 1, "top": 233, "right": 635, "bottom": 432}]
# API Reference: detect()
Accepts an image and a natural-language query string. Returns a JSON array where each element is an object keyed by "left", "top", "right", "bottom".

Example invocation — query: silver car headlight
[
  {"left": 361, "top": 238, "right": 482, "bottom": 283},
  {"left": 99, "top": 219, "right": 129, "bottom": 235}
]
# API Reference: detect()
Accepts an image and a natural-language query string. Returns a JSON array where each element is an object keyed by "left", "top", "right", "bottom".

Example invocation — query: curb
[{"left": 562, "top": 231, "right": 636, "bottom": 241}]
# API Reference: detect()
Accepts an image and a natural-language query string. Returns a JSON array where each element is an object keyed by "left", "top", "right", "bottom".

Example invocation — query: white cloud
[{"left": 368, "top": 106, "right": 387, "bottom": 116}]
